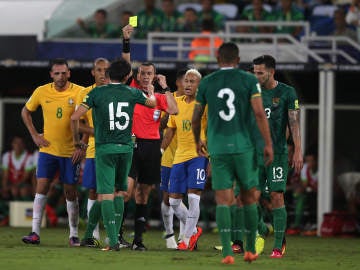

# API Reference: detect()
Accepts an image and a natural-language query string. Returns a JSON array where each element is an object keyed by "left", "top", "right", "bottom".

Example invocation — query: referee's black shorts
[{"left": 129, "top": 138, "right": 161, "bottom": 185}]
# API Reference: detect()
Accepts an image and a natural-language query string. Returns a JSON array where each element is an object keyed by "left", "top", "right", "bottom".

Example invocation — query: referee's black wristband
[{"left": 123, "top": 38, "right": 130, "bottom": 53}]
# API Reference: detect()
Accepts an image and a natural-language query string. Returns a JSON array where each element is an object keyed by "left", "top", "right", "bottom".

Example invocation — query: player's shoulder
[
  {"left": 277, "top": 81, "right": 296, "bottom": 93},
  {"left": 277, "top": 81, "right": 294, "bottom": 90},
  {"left": 35, "top": 82, "right": 53, "bottom": 92},
  {"left": 71, "top": 82, "right": 85, "bottom": 91}
]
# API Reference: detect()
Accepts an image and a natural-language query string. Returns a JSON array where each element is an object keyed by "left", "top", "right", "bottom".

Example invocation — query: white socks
[
  {"left": 161, "top": 201, "right": 174, "bottom": 235},
  {"left": 169, "top": 198, "right": 188, "bottom": 226},
  {"left": 32, "top": 193, "right": 46, "bottom": 235},
  {"left": 87, "top": 199, "right": 100, "bottom": 240},
  {"left": 66, "top": 199, "right": 79, "bottom": 238},
  {"left": 184, "top": 193, "right": 200, "bottom": 240}
]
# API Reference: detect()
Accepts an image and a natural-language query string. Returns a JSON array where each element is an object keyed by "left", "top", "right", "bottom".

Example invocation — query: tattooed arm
[
  {"left": 192, "top": 103, "right": 207, "bottom": 157},
  {"left": 288, "top": 109, "right": 303, "bottom": 174}
]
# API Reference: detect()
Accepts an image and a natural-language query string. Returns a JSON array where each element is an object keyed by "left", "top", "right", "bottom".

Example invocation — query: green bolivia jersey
[
  {"left": 253, "top": 81, "right": 299, "bottom": 154},
  {"left": 196, "top": 68, "right": 262, "bottom": 155},
  {"left": 82, "top": 83, "right": 147, "bottom": 151}
]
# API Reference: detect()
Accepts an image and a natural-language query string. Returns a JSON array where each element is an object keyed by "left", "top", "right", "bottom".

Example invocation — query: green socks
[
  {"left": 114, "top": 196, "right": 124, "bottom": 236},
  {"left": 273, "top": 206, "right": 287, "bottom": 250},
  {"left": 84, "top": 200, "right": 101, "bottom": 239},
  {"left": 244, "top": 203, "right": 258, "bottom": 253},
  {"left": 231, "top": 205, "right": 244, "bottom": 243},
  {"left": 101, "top": 200, "right": 117, "bottom": 247},
  {"left": 216, "top": 205, "right": 233, "bottom": 257},
  {"left": 257, "top": 203, "right": 269, "bottom": 237}
]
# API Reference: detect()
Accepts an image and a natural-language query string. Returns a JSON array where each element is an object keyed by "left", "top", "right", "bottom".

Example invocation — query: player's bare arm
[
  {"left": 21, "top": 106, "right": 50, "bottom": 148},
  {"left": 70, "top": 105, "right": 88, "bottom": 163},
  {"left": 160, "top": 113, "right": 170, "bottom": 131},
  {"left": 288, "top": 109, "right": 303, "bottom": 174},
  {"left": 192, "top": 103, "right": 207, "bottom": 156},
  {"left": 161, "top": 127, "right": 176, "bottom": 152},
  {"left": 251, "top": 96, "right": 274, "bottom": 165}
]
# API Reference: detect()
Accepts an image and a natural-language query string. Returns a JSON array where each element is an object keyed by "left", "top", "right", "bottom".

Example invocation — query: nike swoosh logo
[{"left": 196, "top": 181, "right": 203, "bottom": 185}]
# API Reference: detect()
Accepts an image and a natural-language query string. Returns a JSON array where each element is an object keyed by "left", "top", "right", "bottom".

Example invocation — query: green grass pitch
[{"left": 0, "top": 227, "right": 359, "bottom": 270}]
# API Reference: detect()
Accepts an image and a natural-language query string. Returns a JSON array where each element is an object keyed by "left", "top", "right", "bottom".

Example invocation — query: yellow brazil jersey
[
  {"left": 26, "top": 82, "right": 84, "bottom": 157},
  {"left": 161, "top": 129, "right": 177, "bottom": 167},
  {"left": 168, "top": 96, "right": 207, "bottom": 165},
  {"left": 76, "top": 84, "right": 96, "bottom": 158}
]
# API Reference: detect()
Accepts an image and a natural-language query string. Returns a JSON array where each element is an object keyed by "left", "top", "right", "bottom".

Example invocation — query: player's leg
[
  {"left": 62, "top": 157, "right": 81, "bottom": 246},
  {"left": 267, "top": 154, "right": 288, "bottom": 258},
  {"left": 185, "top": 157, "right": 208, "bottom": 250},
  {"left": 211, "top": 154, "right": 236, "bottom": 263},
  {"left": 113, "top": 152, "right": 132, "bottom": 245},
  {"left": 160, "top": 165, "right": 177, "bottom": 249},
  {"left": 96, "top": 150, "right": 118, "bottom": 250},
  {"left": 167, "top": 162, "right": 187, "bottom": 249},
  {"left": 236, "top": 150, "right": 259, "bottom": 262},
  {"left": 232, "top": 189, "right": 245, "bottom": 253},
  {"left": 82, "top": 158, "right": 100, "bottom": 240},
  {"left": 22, "top": 153, "right": 55, "bottom": 244},
  {"left": 118, "top": 176, "right": 135, "bottom": 248}
]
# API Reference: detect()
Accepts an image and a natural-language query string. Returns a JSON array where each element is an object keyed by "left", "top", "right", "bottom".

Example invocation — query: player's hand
[
  {"left": 122, "top": 24, "right": 134, "bottom": 39},
  {"left": 196, "top": 140, "right": 208, "bottom": 157},
  {"left": 291, "top": 150, "right": 303, "bottom": 175},
  {"left": 156, "top": 74, "right": 167, "bottom": 89},
  {"left": 32, "top": 133, "right": 50, "bottom": 148},
  {"left": 263, "top": 144, "right": 273, "bottom": 166},
  {"left": 72, "top": 148, "right": 85, "bottom": 164}
]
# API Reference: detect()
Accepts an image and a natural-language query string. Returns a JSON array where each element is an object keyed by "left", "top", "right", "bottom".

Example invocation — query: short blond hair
[{"left": 185, "top": 68, "right": 202, "bottom": 80}]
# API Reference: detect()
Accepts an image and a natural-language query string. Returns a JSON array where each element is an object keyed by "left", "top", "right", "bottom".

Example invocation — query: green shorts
[
  {"left": 257, "top": 153, "right": 289, "bottom": 193},
  {"left": 211, "top": 150, "right": 258, "bottom": 191},
  {"left": 95, "top": 144, "right": 133, "bottom": 194}
]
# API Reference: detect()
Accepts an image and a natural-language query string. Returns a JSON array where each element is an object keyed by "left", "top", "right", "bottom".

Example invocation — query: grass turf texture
[{"left": 0, "top": 227, "right": 359, "bottom": 270}]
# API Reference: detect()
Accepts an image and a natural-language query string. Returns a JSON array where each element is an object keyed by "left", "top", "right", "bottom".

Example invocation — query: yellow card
[{"left": 129, "top": 16, "right": 137, "bottom": 27}]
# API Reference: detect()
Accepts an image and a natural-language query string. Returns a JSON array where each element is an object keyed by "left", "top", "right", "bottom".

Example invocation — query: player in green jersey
[
  {"left": 192, "top": 42, "right": 273, "bottom": 264},
  {"left": 252, "top": 54, "right": 303, "bottom": 258},
  {"left": 71, "top": 59, "right": 156, "bottom": 251}
]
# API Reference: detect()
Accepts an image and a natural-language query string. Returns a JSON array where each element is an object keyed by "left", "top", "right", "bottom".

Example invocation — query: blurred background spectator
[
  {"left": 346, "top": 0, "right": 360, "bottom": 42},
  {"left": 1, "top": 136, "right": 33, "bottom": 202},
  {"left": 333, "top": 7, "right": 357, "bottom": 41},
  {"left": 188, "top": 18, "right": 223, "bottom": 61},
  {"left": 178, "top": 7, "right": 201, "bottom": 32},
  {"left": 287, "top": 149, "right": 318, "bottom": 235},
  {"left": 198, "top": 0, "right": 225, "bottom": 31},
  {"left": 77, "top": 8, "right": 117, "bottom": 38},
  {"left": 272, "top": 0, "right": 305, "bottom": 39},
  {"left": 238, "top": 0, "right": 274, "bottom": 34},
  {"left": 135, "top": 0, "right": 164, "bottom": 39},
  {"left": 161, "top": 0, "right": 182, "bottom": 32}
]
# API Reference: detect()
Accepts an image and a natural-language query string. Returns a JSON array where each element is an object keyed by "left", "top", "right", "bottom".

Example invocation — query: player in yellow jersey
[
  {"left": 160, "top": 69, "right": 187, "bottom": 249},
  {"left": 161, "top": 69, "right": 208, "bottom": 251},
  {"left": 21, "top": 58, "right": 85, "bottom": 246},
  {"left": 76, "top": 57, "right": 110, "bottom": 243}
]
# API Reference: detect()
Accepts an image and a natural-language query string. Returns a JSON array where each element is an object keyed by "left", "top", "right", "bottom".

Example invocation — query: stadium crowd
[{"left": 73, "top": 0, "right": 359, "bottom": 42}]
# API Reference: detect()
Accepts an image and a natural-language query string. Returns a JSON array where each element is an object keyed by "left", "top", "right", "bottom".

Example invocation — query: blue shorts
[
  {"left": 36, "top": 152, "right": 80, "bottom": 185},
  {"left": 82, "top": 158, "right": 96, "bottom": 189},
  {"left": 160, "top": 166, "right": 171, "bottom": 192},
  {"left": 169, "top": 157, "right": 208, "bottom": 194}
]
